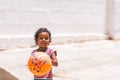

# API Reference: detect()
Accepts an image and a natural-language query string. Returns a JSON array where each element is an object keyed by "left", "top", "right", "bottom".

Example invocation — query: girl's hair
[{"left": 34, "top": 27, "right": 51, "bottom": 45}]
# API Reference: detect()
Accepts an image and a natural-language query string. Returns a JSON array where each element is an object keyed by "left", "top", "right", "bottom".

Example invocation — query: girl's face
[{"left": 37, "top": 32, "right": 50, "bottom": 48}]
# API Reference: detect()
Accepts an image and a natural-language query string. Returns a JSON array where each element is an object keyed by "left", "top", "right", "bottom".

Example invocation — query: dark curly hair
[{"left": 34, "top": 27, "right": 51, "bottom": 45}]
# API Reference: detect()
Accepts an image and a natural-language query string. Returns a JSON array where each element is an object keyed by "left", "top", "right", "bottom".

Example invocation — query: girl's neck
[{"left": 37, "top": 47, "right": 48, "bottom": 52}]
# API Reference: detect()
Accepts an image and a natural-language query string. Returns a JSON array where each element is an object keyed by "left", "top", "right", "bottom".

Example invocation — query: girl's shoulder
[
  {"left": 31, "top": 49, "right": 37, "bottom": 56},
  {"left": 46, "top": 48, "right": 57, "bottom": 56},
  {"left": 30, "top": 48, "right": 57, "bottom": 56}
]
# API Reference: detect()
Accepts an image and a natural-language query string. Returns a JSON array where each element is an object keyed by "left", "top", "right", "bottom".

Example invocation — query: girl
[{"left": 31, "top": 28, "right": 58, "bottom": 80}]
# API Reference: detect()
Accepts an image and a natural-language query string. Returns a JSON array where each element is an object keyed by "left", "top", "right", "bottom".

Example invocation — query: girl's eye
[
  {"left": 45, "top": 38, "right": 48, "bottom": 40},
  {"left": 39, "top": 38, "right": 42, "bottom": 39},
  {"left": 38, "top": 37, "right": 49, "bottom": 40}
]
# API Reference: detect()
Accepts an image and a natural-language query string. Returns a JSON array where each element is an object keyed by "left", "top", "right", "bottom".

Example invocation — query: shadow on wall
[{"left": 0, "top": 67, "right": 18, "bottom": 80}]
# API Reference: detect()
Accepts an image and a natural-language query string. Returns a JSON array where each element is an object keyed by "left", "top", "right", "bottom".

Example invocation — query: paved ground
[{"left": 0, "top": 40, "right": 120, "bottom": 80}]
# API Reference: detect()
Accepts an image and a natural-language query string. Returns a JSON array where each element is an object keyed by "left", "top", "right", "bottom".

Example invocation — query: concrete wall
[
  {"left": 1, "top": 0, "right": 119, "bottom": 49},
  {"left": 0, "top": 0, "right": 105, "bottom": 35},
  {"left": 115, "top": 0, "right": 120, "bottom": 38}
]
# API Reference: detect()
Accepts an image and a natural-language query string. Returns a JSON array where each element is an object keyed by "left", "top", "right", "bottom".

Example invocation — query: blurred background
[
  {"left": 0, "top": 0, "right": 120, "bottom": 80},
  {"left": 0, "top": 0, "right": 120, "bottom": 49}
]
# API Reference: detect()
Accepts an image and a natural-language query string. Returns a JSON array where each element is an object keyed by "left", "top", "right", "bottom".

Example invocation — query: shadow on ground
[{"left": 0, "top": 67, "right": 18, "bottom": 80}]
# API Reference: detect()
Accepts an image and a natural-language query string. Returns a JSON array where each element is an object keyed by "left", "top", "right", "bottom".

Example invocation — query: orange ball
[{"left": 27, "top": 52, "right": 52, "bottom": 76}]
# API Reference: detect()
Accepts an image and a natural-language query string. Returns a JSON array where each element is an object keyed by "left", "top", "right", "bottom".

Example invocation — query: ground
[{"left": 0, "top": 40, "right": 120, "bottom": 80}]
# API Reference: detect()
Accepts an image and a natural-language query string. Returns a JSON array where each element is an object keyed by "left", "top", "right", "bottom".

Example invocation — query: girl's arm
[{"left": 51, "top": 52, "right": 58, "bottom": 67}]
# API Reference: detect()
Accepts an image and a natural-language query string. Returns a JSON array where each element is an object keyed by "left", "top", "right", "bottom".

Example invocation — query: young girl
[{"left": 31, "top": 28, "right": 58, "bottom": 80}]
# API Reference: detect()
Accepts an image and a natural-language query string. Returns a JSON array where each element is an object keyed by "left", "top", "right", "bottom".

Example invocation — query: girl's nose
[{"left": 42, "top": 38, "right": 45, "bottom": 41}]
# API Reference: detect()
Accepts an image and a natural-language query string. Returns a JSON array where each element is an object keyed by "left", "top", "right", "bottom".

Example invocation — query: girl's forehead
[{"left": 38, "top": 32, "right": 49, "bottom": 37}]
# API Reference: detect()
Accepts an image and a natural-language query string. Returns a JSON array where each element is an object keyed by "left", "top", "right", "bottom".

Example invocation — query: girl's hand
[{"left": 50, "top": 52, "right": 58, "bottom": 67}]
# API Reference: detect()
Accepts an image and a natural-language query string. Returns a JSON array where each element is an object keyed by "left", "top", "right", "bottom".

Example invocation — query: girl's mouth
[{"left": 41, "top": 43, "right": 46, "bottom": 45}]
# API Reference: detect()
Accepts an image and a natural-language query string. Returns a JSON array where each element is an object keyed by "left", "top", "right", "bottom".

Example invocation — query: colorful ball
[{"left": 27, "top": 52, "right": 52, "bottom": 76}]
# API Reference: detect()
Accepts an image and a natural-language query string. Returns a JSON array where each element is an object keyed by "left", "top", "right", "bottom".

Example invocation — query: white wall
[
  {"left": 0, "top": 0, "right": 105, "bottom": 35},
  {"left": 115, "top": 0, "right": 120, "bottom": 38},
  {"left": 0, "top": 0, "right": 113, "bottom": 49}
]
